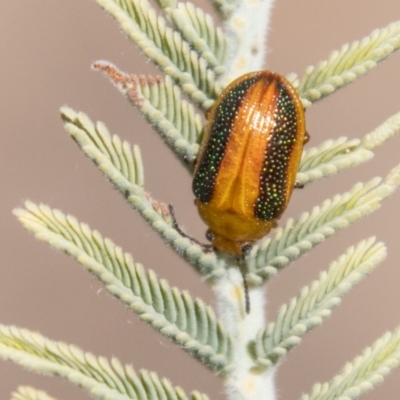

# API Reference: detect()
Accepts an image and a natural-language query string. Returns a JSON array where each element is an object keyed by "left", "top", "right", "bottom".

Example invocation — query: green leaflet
[
  {"left": 298, "top": 111, "right": 400, "bottom": 185},
  {"left": 94, "top": 0, "right": 220, "bottom": 109},
  {"left": 0, "top": 325, "right": 210, "bottom": 400},
  {"left": 92, "top": 63, "right": 203, "bottom": 165},
  {"left": 14, "top": 202, "right": 233, "bottom": 373},
  {"left": 11, "top": 386, "right": 58, "bottom": 400},
  {"left": 156, "top": 1, "right": 227, "bottom": 69},
  {"left": 301, "top": 327, "right": 400, "bottom": 400},
  {"left": 298, "top": 21, "right": 400, "bottom": 106},
  {"left": 254, "top": 238, "right": 386, "bottom": 369},
  {"left": 61, "top": 107, "right": 144, "bottom": 186},
  {"left": 247, "top": 166, "right": 400, "bottom": 284},
  {"left": 298, "top": 137, "right": 372, "bottom": 185},
  {"left": 61, "top": 107, "right": 225, "bottom": 278}
]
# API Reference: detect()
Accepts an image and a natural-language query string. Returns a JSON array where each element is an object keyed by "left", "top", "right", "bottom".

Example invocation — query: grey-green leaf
[
  {"left": 11, "top": 386, "right": 58, "bottom": 400},
  {"left": 92, "top": 62, "right": 203, "bottom": 165},
  {"left": 61, "top": 107, "right": 225, "bottom": 278},
  {"left": 14, "top": 203, "right": 233, "bottom": 373},
  {"left": 254, "top": 238, "right": 386, "bottom": 369},
  {"left": 94, "top": 0, "right": 219, "bottom": 109},
  {"left": 156, "top": 1, "right": 227, "bottom": 70},
  {"left": 0, "top": 326, "right": 209, "bottom": 400},
  {"left": 298, "top": 20, "right": 400, "bottom": 106},
  {"left": 247, "top": 164, "right": 400, "bottom": 284},
  {"left": 298, "top": 111, "right": 400, "bottom": 185},
  {"left": 301, "top": 327, "right": 400, "bottom": 400}
]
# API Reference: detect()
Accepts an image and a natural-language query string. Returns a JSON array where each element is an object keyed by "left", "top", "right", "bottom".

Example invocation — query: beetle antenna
[{"left": 238, "top": 262, "right": 250, "bottom": 314}]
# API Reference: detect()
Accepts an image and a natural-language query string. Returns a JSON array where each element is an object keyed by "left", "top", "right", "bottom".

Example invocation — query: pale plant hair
[{"left": 2, "top": 1, "right": 400, "bottom": 400}]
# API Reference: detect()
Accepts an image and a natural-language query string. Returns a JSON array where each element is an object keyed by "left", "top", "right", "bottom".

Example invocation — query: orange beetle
[{"left": 193, "top": 71, "right": 307, "bottom": 256}]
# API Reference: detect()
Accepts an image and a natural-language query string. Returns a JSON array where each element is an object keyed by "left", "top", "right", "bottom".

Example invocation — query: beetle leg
[
  {"left": 241, "top": 243, "right": 253, "bottom": 256},
  {"left": 303, "top": 130, "right": 310, "bottom": 144},
  {"left": 182, "top": 153, "right": 192, "bottom": 165},
  {"left": 294, "top": 182, "right": 304, "bottom": 189},
  {"left": 204, "top": 107, "right": 212, "bottom": 119},
  {"left": 205, "top": 229, "right": 214, "bottom": 243},
  {"left": 168, "top": 204, "right": 213, "bottom": 252}
]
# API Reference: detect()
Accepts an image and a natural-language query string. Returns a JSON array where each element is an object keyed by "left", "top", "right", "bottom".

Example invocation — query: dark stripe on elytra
[
  {"left": 254, "top": 80, "right": 299, "bottom": 220},
  {"left": 193, "top": 75, "right": 261, "bottom": 203}
]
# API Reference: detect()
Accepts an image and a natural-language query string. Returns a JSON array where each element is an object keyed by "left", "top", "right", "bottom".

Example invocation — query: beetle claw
[
  {"left": 205, "top": 229, "right": 214, "bottom": 242},
  {"left": 294, "top": 182, "right": 304, "bottom": 189},
  {"left": 304, "top": 130, "right": 310, "bottom": 144},
  {"left": 241, "top": 243, "right": 253, "bottom": 257}
]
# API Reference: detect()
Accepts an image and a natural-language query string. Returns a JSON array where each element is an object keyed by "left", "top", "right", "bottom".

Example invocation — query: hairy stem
[
  {"left": 212, "top": 265, "right": 275, "bottom": 400},
  {"left": 222, "top": 0, "right": 275, "bottom": 84}
]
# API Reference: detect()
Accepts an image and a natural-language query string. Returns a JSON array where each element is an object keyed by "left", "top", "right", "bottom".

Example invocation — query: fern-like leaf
[
  {"left": 298, "top": 20, "right": 400, "bottom": 106},
  {"left": 361, "top": 110, "right": 400, "bottom": 151},
  {"left": 156, "top": 1, "right": 227, "bottom": 70},
  {"left": 210, "top": 0, "right": 238, "bottom": 17},
  {"left": 92, "top": 62, "right": 203, "bottom": 165},
  {"left": 301, "top": 327, "right": 400, "bottom": 400},
  {"left": 298, "top": 111, "right": 400, "bottom": 185},
  {"left": 61, "top": 107, "right": 225, "bottom": 278},
  {"left": 61, "top": 106, "right": 144, "bottom": 186},
  {"left": 254, "top": 238, "right": 386, "bottom": 369},
  {"left": 94, "top": 0, "right": 219, "bottom": 109},
  {"left": 298, "top": 137, "right": 372, "bottom": 185},
  {"left": 14, "top": 203, "right": 233, "bottom": 373},
  {"left": 11, "top": 387, "right": 57, "bottom": 400},
  {"left": 247, "top": 164, "right": 400, "bottom": 284},
  {"left": 0, "top": 326, "right": 210, "bottom": 400}
]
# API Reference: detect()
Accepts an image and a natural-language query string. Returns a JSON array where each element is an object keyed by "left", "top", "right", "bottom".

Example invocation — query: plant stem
[
  {"left": 223, "top": 0, "right": 275, "bottom": 84},
  {"left": 212, "top": 266, "right": 275, "bottom": 400}
]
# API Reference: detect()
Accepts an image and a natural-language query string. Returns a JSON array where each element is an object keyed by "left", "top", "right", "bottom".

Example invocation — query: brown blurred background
[{"left": 1, "top": 1, "right": 400, "bottom": 399}]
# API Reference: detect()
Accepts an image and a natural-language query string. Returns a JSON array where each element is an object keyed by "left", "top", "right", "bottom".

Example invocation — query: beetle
[{"left": 193, "top": 70, "right": 307, "bottom": 256}]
